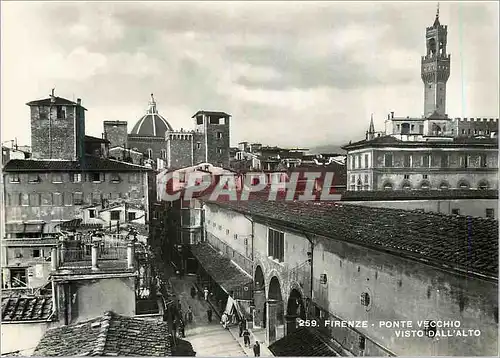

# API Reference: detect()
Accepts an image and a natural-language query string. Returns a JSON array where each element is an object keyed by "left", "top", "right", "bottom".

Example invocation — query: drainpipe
[
  {"left": 242, "top": 214, "right": 254, "bottom": 262},
  {"left": 301, "top": 231, "right": 314, "bottom": 319}
]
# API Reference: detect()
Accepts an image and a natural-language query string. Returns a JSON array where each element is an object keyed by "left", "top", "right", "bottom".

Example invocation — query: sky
[{"left": 1, "top": 1, "right": 498, "bottom": 149}]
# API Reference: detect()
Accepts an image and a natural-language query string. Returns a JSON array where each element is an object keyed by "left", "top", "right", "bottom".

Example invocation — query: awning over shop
[
  {"left": 190, "top": 242, "right": 253, "bottom": 294},
  {"left": 224, "top": 296, "right": 244, "bottom": 318}
]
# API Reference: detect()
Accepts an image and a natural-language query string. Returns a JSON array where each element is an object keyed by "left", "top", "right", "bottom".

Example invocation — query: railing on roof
[{"left": 62, "top": 246, "right": 128, "bottom": 263}]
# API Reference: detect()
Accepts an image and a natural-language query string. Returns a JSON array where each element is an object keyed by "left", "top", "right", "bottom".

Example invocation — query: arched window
[
  {"left": 438, "top": 181, "right": 449, "bottom": 190},
  {"left": 160, "top": 149, "right": 167, "bottom": 159},
  {"left": 478, "top": 180, "right": 489, "bottom": 190},
  {"left": 383, "top": 181, "right": 393, "bottom": 191},
  {"left": 147, "top": 148, "right": 153, "bottom": 159},
  {"left": 401, "top": 180, "right": 412, "bottom": 191},
  {"left": 457, "top": 179, "right": 470, "bottom": 189},
  {"left": 420, "top": 180, "right": 430, "bottom": 190}
]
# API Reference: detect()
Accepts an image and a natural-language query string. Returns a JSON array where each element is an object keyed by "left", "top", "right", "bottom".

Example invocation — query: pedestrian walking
[
  {"left": 185, "top": 306, "right": 193, "bottom": 323},
  {"left": 221, "top": 312, "right": 228, "bottom": 329},
  {"left": 204, "top": 287, "right": 209, "bottom": 301},
  {"left": 239, "top": 318, "right": 246, "bottom": 337},
  {"left": 190, "top": 286, "right": 196, "bottom": 299},
  {"left": 243, "top": 329, "right": 251, "bottom": 347},
  {"left": 172, "top": 318, "right": 178, "bottom": 340},
  {"left": 253, "top": 341, "right": 261, "bottom": 357},
  {"left": 207, "top": 308, "right": 213, "bottom": 322},
  {"left": 178, "top": 319, "right": 185, "bottom": 338}
]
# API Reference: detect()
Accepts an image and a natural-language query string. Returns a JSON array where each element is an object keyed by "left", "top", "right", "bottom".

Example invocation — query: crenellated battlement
[
  {"left": 166, "top": 129, "right": 204, "bottom": 140},
  {"left": 426, "top": 24, "right": 448, "bottom": 31},
  {"left": 453, "top": 117, "right": 499, "bottom": 123}
]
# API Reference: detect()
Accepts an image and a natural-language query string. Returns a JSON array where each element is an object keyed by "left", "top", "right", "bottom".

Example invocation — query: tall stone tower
[
  {"left": 27, "top": 89, "right": 86, "bottom": 161},
  {"left": 421, "top": 5, "right": 451, "bottom": 117}
]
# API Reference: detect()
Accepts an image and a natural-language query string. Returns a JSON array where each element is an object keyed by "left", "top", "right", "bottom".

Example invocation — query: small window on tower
[
  {"left": 217, "top": 132, "right": 223, "bottom": 139},
  {"left": 196, "top": 142, "right": 201, "bottom": 149},
  {"left": 56, "top": 106, "right": 66, "bottom": 119},
  {"left": 196, "top": 116, "right": 203, "bottom": 125}
]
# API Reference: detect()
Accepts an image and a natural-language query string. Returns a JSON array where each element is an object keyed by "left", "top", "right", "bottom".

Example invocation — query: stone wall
[
  {"left": 104, "top": 121, "right": 128, "bottom": 149},
  {"left": 30, "top": 106, "right": 77, "bottom": 160}
]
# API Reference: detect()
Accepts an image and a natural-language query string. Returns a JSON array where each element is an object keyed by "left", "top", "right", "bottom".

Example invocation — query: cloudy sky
[{"left": 1, "top": 1, "right": 498, "bottom": 149}]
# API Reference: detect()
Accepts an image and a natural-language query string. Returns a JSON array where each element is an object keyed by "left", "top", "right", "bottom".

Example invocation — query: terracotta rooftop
[
  {"left": 1, "top": 295, "right": 53, "bottom": 322},
  {"left": 269, "top": 328, "right": 339, "bottom": 356},
  {"left": 201, "top": 195, "right": 499, "bottom": 279},
  {"left": 3, "top": 156, "right": 152, "bottom": 172},
  {"left": 190, "top": 242, "right": 253, "bottom": 292},
  {"left": 191, "top": 110, "right": 231, "bottom": 118},
  {"left": 33, "top": 311, "right": 194, "bottom": 356},
  {"left": 26, "top": 96, "right": 86, "bottom": 110}
]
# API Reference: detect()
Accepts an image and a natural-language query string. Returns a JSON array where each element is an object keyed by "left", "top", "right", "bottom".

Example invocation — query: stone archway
[
  {"left": 267, "top": 276, "right": 284, "bottom": 344},
  {"left": 253, "top": 266, "right": 266, "bottom": 328},
  {"left": 285, "top": 288, "right": 306, "bottom": 335}
]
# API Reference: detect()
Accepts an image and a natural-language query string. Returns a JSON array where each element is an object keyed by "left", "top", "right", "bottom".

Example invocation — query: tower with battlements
[{"left": 421, "top": 5, "right": 451, "bottom": 117}]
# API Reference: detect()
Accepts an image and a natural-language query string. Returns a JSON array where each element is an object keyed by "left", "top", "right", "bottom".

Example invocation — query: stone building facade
[
  {"left": 1, "top": 93, "right": 154, "bottom": 291},
  {"left": 103, "top": 95, "right": 232, "bottom": 170},
  {"left": 198, "top": 196, "right": 498, "bottom": 356},
  {"left": 343, "top": 11, "right": 499, "bottom": 219}
]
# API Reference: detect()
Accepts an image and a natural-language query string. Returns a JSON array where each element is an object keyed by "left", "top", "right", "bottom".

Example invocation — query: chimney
[
  {"left": 387, "top": 114, "right": 390, "bottom": 120},
  {"left": 50, "top": 88, "right": 56, "bottom": 103},
  {"left": 77, "top": 98, "right": 82, "bottom": 106},
  {"left": 127, "top": 242, "right": 135, "bottom": 269},
  {"left": 91, "top": 243, "right": 99, "bottom": 270},
  {"left": 391, "top": 111, "right": 394, "bottom": 119},
  {"left": 51, "top": 247, "right": 58, "bottom": 270}
]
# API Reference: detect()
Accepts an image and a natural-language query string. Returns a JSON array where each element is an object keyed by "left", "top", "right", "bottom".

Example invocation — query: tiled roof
[
  {"left": 26, "top": 96, "right": 84, "bottom": 109},
  {"left": 3, "top": 239, "right": 58, "bottom": 247},
  {"left": 1, "top": 296, "right": 53, "bottom": 322},
  {"left": 3, "top": 156, "right": 152, "bottom": 172},
  {"left": 202, "top": 195, "right": 499, "bottom": 278},
  {"left": 191, "top": 110, "right": 231, "bottom": 118},
  {"left": 190, "top": 242, "right": 253, "bottom": 292},
  {"left": 342, "top": 189, "right": 498, "bottom": 201},
  {"left": 131, "top": 113, "right": 173, "bottom": 137},
  {"left": 33, "top": 311, "right": 194, "bottom": 356},
  {"left": 269, "top": 328, "right": 339, "bottom": 356}
]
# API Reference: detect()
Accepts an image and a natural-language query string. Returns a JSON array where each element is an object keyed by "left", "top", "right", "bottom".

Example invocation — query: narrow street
[{"left": 170, "top": 277, "right": 248, "bottom": 357}]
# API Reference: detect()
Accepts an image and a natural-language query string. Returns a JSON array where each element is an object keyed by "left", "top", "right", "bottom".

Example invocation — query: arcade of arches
[{"left": 253, "top": 266, "right": 306, "bottom": 344}]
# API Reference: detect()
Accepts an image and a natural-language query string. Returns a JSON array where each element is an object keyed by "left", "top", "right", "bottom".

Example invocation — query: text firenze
[{"left": 159, "top": 172, "right": 343, "bottom": 202}]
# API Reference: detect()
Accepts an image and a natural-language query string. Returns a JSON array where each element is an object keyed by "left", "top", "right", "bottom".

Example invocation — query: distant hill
[{"left": 307, "top": 144, "right": 346, "bottom": 155}]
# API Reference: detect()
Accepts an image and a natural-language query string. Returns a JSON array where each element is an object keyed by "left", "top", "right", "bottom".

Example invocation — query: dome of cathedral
[{"left": 130, "top": 94, "right": 173, "bottom": 137}]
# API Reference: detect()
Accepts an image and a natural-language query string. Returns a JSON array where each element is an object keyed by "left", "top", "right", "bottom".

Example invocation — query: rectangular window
[
  {"left": 63, "top": 193, "right": 72, "bottom": 206},
  {"left": 53, "top": 192, "right": 62, "bottom": 206},
  {"left": 52, "top": 173, "right": 63, "bottom": 183},
  {"left": 459, "top": 154, "right": 468, "bottom": 168},
  {"left": 364, "top": 154, "right": 369, "bottom": 168},
  {"left": 179, "top": 172, "right": 186, "bottom": 183},
  {"left": 10, "top": 268, "right": 27, "bottom": 288},
  {"left": 90, "top": 172, "right": 102, "bottom": 182},
  {"left": 110, "top": 173, "right": 121, "bottom": 183},
  {"left": 110, "top": 210, "right": 120, "bottom": 221},
  {"left": 89, "top": 209, "right": 96, "bottom": 218},
  {"left": 423, "top": 174, "right": 428, "bottom": 179},
  {"left": 351, "top": 175, "right": 355, "bottom": 183},
  {"left": 38, "top": 106, "right": 48, "bottom": 120},
  {"left": 462, "top": 129, "right": 466, "bottom": 135},
  {"left": 403, "top": 154, "right": 411, "bottom": 168},
  {"left": 33, "top": 249, "right": 40, "bottom": 258},
  {"left": 71, "top": 173, "right": 82, "bottom": 183},
  {"left": 268, "top": 228, "right": 285, "bottom": 262},
  {"left": 73, "top": 192, "right": 83, "bottom": 205},
  {"left": 196, "top": 142, "right": 201, "bottom": 149},
  {"left": 29, "top": 193, "right": 40, "bottom": 206},
  {"left": 451, "top": 209, "right": 460, "bottom": 215},
  {"left": 41, "top": 193, "right": 53, "bottom": 206},
  {"left": 486, "top": 209, "right": 494, "bottom": 218},
  {"left": 128, "top": 212, "right": 136, "bottom": 221},
  {"left": 196, "top": 116, "right": 203, "bottom": 125},
  {"left": 20, "top": 193, "right": 29, "bottom": 206},
  {"left": 422, "top": 154, "right": 430, "bottom": 167},
  {"left": 56, "top": 106, "right": 66, "bottom": 119},
  {"left": 9, "top": 174, "right": 20, "bottom": 183},
  {"left": 364, "top": 174, "right": 368, "bottom": 183},
  {"left": 217, "top": 132, "right": 223, "bottom": 139},
  {"left": 28, "top": 174, "right": 40, "bottom": 183},
  {"left": 384, "top": 153, "right": 393, "bottom": 167},
  {"left": 217, "top": 148, "right": 223, "bottom": 154},
  {"left": 419, "top": 125, "right": 424, "bottom": 134},
  {"left": 403, "top": 174, "right": 410, "bottom": 180},
  {"left": 441, "top": 154, "right": 449, "bottom": 168},
  {"left": 479, "top": 154, "right": 487, "bottom": 168}
]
